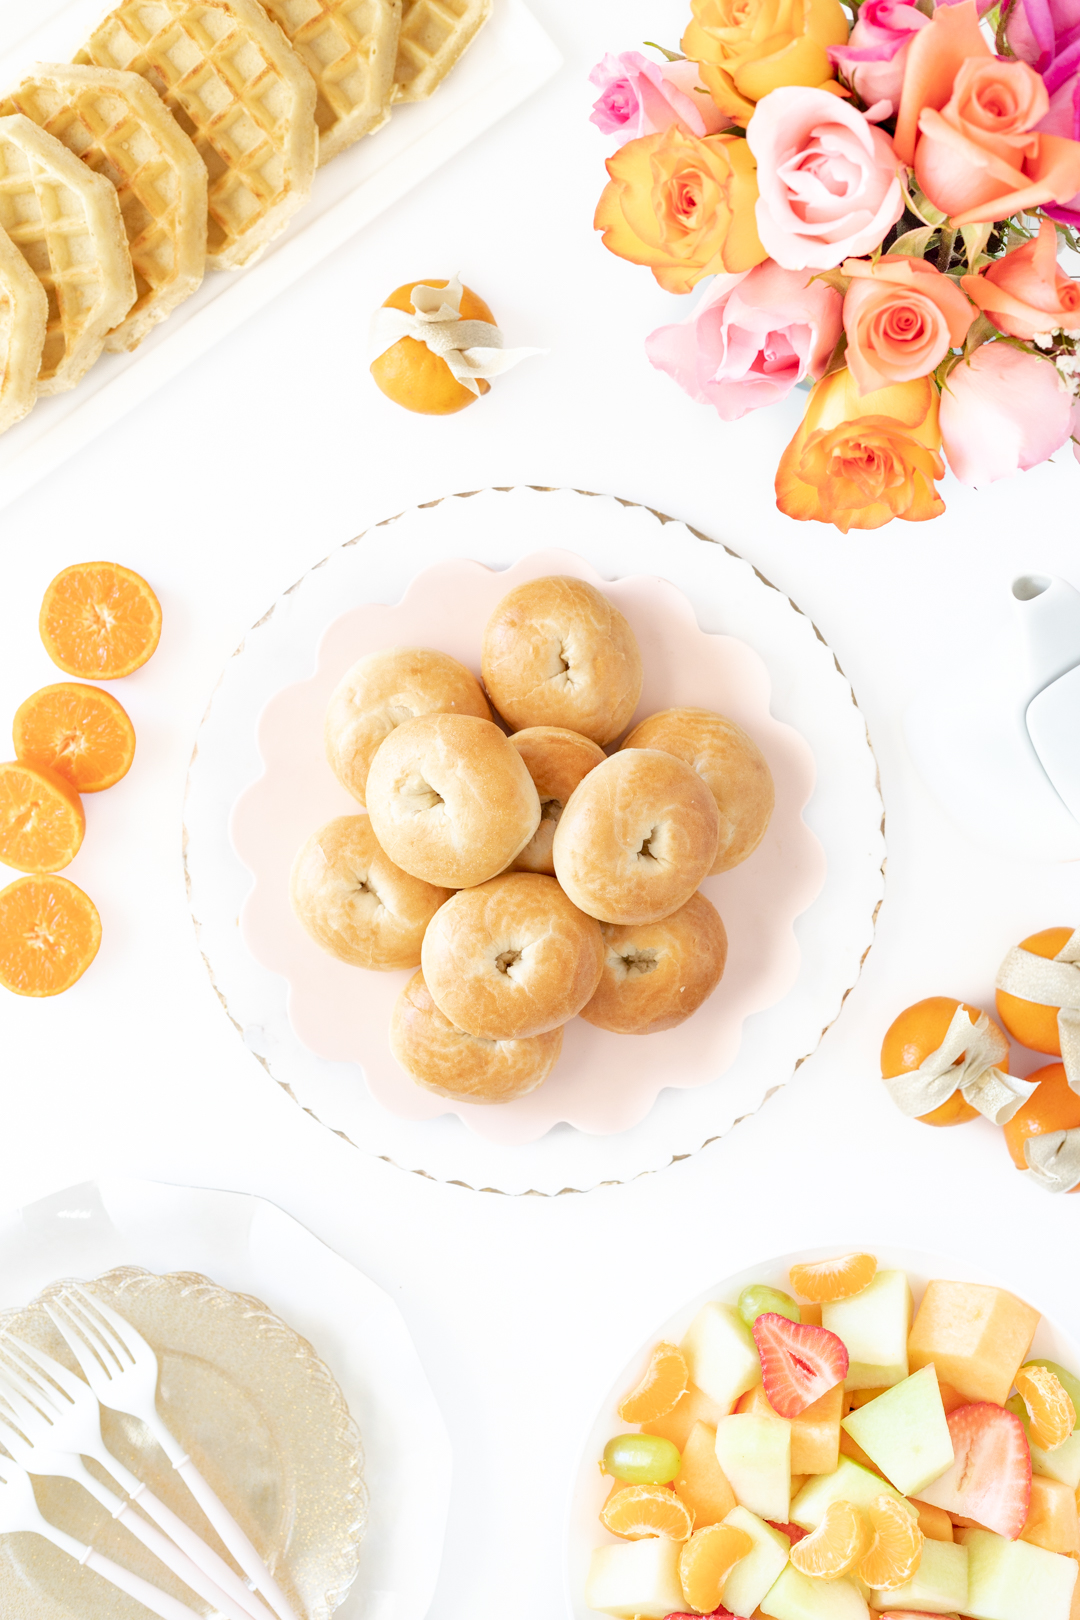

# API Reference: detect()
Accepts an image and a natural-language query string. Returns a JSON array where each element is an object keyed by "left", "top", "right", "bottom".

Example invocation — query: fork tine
[
  {"left": 0, "top": 1355, "right": 65, "bottom": 1421},
  {"left": 1, "top": 1331, "right": 86, "bottom": 1401},
  {"left": 0, "top": 1372, "right": 46, "bottom": 1428},
  {"left": 64, "top": 1286, "right": 138, "bottom": 1366},
  {"left": 44, "top": 1300, "right": 119, "bottom": 1381}
]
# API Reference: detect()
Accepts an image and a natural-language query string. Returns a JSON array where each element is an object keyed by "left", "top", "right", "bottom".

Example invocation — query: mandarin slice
[
  {"left": 40, "top": 561, "right": 161, "bottom": 679},
  {"left": 1015, "top": 1365, "right": 1077, "bottom": 1451},
  {"left": 0, "top": 874, "right": 100, "bottom": 995},
  {"left": 880, "top": 998, "right": 995, "bottom": 1126},
  {"left": 997, "top": 928, "right": 1075, "bottom": 1054},
  {"left": 14, "top": 683, "right": 135, "bottom": 793},
  {"left": 790, "top": 1253, "right": 878, "bottom": 1303},
  {"left": 0, "top": 761, "right": 84, "bottom": 873},
  {"left": 618, "top": 1341, "right": 690, "bottom": 1424},
  {"left": 791, "top": 1498, "right": 868, "bottom": 1579},
  {"left": 858, "top": 1494, "right": 924, "bottom": 1590},
  {"left": 678, "top": 1523, "right": 753, "bottom": 1613},
  {"left": 600, "top": 1483, "right": 694, "bottom": 1541}
]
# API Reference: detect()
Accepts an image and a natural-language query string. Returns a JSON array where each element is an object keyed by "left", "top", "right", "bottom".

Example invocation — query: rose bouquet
[{"left": 590, "top": 0, "right": 1080, "bottom": 530}]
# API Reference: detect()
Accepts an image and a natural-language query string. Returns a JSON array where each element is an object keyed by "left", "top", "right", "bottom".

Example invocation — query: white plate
[
  {"left": 0, "top": 1177, "right": 453, "bottom": 1620},
  {"left": 183, "top": 487, "right": 886, "bottom": 1195},
  {"left": 0, "top": 0, "right": 562, "bottom": 512},
  {"left": 566, "top": 1243, "right": 1080, "bottom": 1620}
]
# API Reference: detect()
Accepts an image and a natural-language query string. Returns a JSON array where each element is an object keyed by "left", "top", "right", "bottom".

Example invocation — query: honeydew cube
[
  {"left": 957, "top": 1525, "right": 1078, "bottom": 1620},
  {"left": 1007, "top": 1395, "right": 1080, "bottom": 1488},
  {"left": 719, "top": 1505, "right": 791, "bottom": 1619},
  {"left": 841, "top": 1366, "right": 954, "bottom": 1497},
  {"left": 823, "top": 1271, "right": 913, "bottom": 1392},
  {"left": 907, "top": 1281, "right": 1040, "bottom": 1407},
  {"left": 740, "top": 1380, "right": 844, "bottom": 1476},
  {"left": 681, "top": 1301, "right": 763, "bottom": 1411},
  {"left": 673, "top": 1420, "right": 737, "bottom": 1527},
  {"left": 761, "top": 1565, "right": 870, "bottom": 1620},
  {"left": 715, "top": 1411, "right": 791, "bottom": 1523},
  {"left": 791, "top": 1455, "right": 914, "bottom": 1531},
  {"left": 866, "top": 1537, "right": 968, "bottom": 1612},
  {"left": 1022, "top": 1474, "right": 1080, "bottom": 1555},
  {"left": 585, "top": 1537, "right": 684, "bottom": 1619}
]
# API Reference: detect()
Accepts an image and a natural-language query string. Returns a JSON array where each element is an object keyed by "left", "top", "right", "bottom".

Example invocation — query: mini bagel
[
  {"left": 325, "top": 647, "right": 491, "bottom": 805},
  {"left": 481, "top": 575, "right": 643, "bottom": 745},
  {"left": 553, "top": 749, "right": 720, "bottom": 925},
  {"left": 289, "top": 815, "right": 451, "bottom": 971},
  {"left": 390, "top": 970, "right": 563, "bottom": 1103},
  {"left": 421, "top": 872, "right": 605, "bottom": 1039},
  {"left": 621, "top": 708, "right": 775, "bottom": 875},
  {"left": 580, "top": 891, "right": 728, "bottom": 1035},
  {"left": 509, "top": 726, "right": 606, "bottom": 875},
  {"left": 365, "top": 712, "right": 540, "bottom": 888}
]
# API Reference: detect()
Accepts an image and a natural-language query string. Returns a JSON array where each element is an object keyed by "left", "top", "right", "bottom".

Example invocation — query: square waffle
[
  {"left": 0, "top": 114, "right": 135, "bottom": 394},
  {"left": 1, "top": 64, "right": 208, "bottom": 352},
  {"left": 0, "top": 222, "right": 47, "bottom": 431},
  {"left": 392, "top": 0, "right": 491, "bottom": 102},
  {"left": 77, "top": 0, "right": 317, "bottom": 270},
  {"left": 260, "top": 0, "right": 401, "bottom": 166}
]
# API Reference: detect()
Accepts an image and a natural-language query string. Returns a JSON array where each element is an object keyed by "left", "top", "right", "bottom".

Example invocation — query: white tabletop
[{"left": 0, "top": 2, "right": 1078, "bottom": 1616}]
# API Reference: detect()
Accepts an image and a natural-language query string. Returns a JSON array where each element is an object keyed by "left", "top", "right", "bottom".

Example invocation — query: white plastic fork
[
  {"left": 0, "top": 1332, "right": 278, "bottom": 1620},
  {"left": 0, "top": 1452, "right": 205, "bottom": 1620},
  {"left": 49, "top": 1287, "right": 302, "bottom": 1620}
]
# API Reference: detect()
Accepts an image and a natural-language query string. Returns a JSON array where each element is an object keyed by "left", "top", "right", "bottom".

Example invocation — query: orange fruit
[
  {"left": 1003, "top": 1064, "right": 1080, "bottom": 1189},
  {"left": 858, "top": 1495, "right": 924, "bottom": 1591},
  {"left": 790, "top": 1253, "right": 877, "bottom": 1303},
  {"left": 791, "top": 1498, "right": 868, "bottom": 1579},
  {"left": 618, "top": 1341, "right": 689, "bottom": 1424},
  {"left": 13, "top": 683, "right": 135, "bottom": 794},
  {"left": 40, "top": 561, "right": 162, "bottom": 679},
  {"left": 678, "top": 1523, "right": 753, "bottom": 1613},
  {"left": 996, "top": 928, "right": 1074, "bottom": 1054},
  {"left": 0, "top": 874, "right": 100, "bottom": 995},
  {"left": 599, "top": 1483, "right": 694, "bottom": 1541},
  {"left": 880, "top": 997, "right": 1000, "bottom": 1126},
  {"left": 0, "top": 761, "right": 84, "bottom": 873},
  {"left": 370, "top": 281, "right": 495, "bottom": 415},
  {"left": 1015, "top": 1365, "right": 1076, "bottom": 1451}
]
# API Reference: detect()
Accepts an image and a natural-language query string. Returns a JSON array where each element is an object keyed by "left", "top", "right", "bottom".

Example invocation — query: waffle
[
  {"left": 393, "top": 0, "right": 491, "bottom": 102},
  {"left": 0, "top": 115, "right": 135, "bottom": 394},
  {"left": 0, "top": 223, "right": 47, "bottom": 431},
  {"left": 260, "top": 0, "right": 401, "bottom": 166},
  {"left": 76, "top": 0, "right": 318, "bottom": 271},
  {"left": 1, "top": 64, "right": 207, "bottom": 353}
]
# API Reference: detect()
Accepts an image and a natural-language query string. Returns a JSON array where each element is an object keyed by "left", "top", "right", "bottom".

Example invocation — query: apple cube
[
  {"left": 719, "top": 1506, "right": 791, "bottom": 1619},
  {"left": 681, "top": 1302, "right": 763, "bottom": 1411},
  {"left": 866, "top": 1537, "right": 968, "bottom": 1612},
  {"left": 642, "top": 1382, "right": 727, "bottom": 1449},
  {"left": 761, "top": 1565, "right": 870, "bottom": 1619},
  {"left": 715, "top": 1411, "right": 791, "bottom": 1522},
  {"left": 841, "top": 1366, "right": 954, "bottom": 1497},
  {"left": 957, "top": 1526, "right": 1078, "bottom": 1620},
  {"left": 791, "top": 1456, "right": 913, "bottom": 1531},
  {"left": 585, "top": 1537, "right": 684, "bottom": 1619},
  {"left": 1022, "top": 1474, "right": 1080, "bottom": 1554},
  {"left": 823, "top": 1270, "right": 913, "bottom": 1391},
  {"left": 907, "top": 1281, "right": 1039, "bottom": 1407},
  {"left": 673, "top": 1420, "right": 737, "bottom": 1528}
]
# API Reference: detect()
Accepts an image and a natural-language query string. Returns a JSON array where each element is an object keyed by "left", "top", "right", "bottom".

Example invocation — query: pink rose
[
  {"left": 961, "top": 218, "right": 1080, "bottom": 339},
  {"left": 747, "top": 87, "right": 904, "bottom": 269},
  {"left": 589, "top": 52, "right": 729, "bottom": 145},
  {"left": 828, "top": 0, "right": 930, "bottom": 119},
  {"left": 939, "top": 343, "right": 1074, "bottom": 484},
  {"left": 1073, "top": 396, "right": 1080, "bottom": 464},
  {"left": 645, "top": 259, "right": 843, "bottom": 420},
  {"left": 842, "top": 254, "right": 976, "bottom": 393}
]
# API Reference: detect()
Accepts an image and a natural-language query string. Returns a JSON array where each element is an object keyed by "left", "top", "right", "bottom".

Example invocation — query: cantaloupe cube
[
  {"left": 585, "top": 1537, "right": 684, "bottom": 1618},
  {"left": 673, "top": 1420, "right": 737, "bottom": 1527},
  {"left": 642, "top": 1383, "right": 727, "bottom": 1448},
  {"left": 909, "top": 1498, "right": 955, "bottom": 1542},
  {"left": 736, "top": 1381, "right": 843, "bottom": 1475},
  {"left": 907, "top": 1281, "right": 1040, "bottom": 1406},
  {"left": 1022, "top": 1474, "right": 1080, "bottom": 1555},
  {"left": 839, "top": 1429, "right": 884, "bottom": 1476},
  {"left": 801, "top": 1303, "right": 823, "bottom": 1327}
]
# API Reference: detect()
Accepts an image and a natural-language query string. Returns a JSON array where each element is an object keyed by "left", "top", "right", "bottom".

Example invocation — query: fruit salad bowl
[{"left": 566, "top": 1245, "right": 1080, "bottom": 1620}]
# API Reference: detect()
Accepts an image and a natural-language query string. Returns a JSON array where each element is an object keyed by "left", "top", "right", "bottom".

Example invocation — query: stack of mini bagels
[{"left": 289, "top": 576, "right": 776, "bottom": 1105}]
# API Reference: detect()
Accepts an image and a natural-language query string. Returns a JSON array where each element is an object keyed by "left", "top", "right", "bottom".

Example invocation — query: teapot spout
[{"left": 1013, "top": 574, "right": 1080, "bottom": 698}]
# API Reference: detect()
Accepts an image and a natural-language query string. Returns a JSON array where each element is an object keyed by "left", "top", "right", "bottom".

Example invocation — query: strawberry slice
[
  {"left": 767, "top": 1520, "right": 808, "bottom": 1545},
  {"left": 751, "top": 1313, "right": 849, "bottom": 1418},
  {"left": 916, "top": 1402, "right": 1031, "bottom": 1539}
]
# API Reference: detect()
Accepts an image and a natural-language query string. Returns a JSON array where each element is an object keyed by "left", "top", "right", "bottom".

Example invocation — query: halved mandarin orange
[
  {"left": 881, "top": 997, "right": 999, "bottom": 1126},
  {"left": 0, "top": 761, "right": 84, "bottom": 873},
  {"left": 14, "top": 683, "right": 135, "bottom": 794},
  {"left": 678, "top": 1523, "right": 753, "bottom": 1613},
  {"left": 790, "top": 1498, "right": 867, "bottom": 1579},
  {"left": 0, "top": 874, "right": 100, "bottom": 995},
  {"left": 370, "top": 281, "right": 495, "bottom": 415},
  {"left": 858, "top": 1495, "right": 923, "bottom": 1590},
  {"left": 997, "top": 929, "right": 1075, "bottom": 1055},
  {"left": 600, "top": 1483, "right": 694, "bottom": 1541},
  {"left": 1003, "top": 1064, "right": 1080, "bottom": 1190},
  {"left": 790, "top": 1253, "right": 877, "bottom": 1303},
  {"left": 618, "top": 1341, "right": 689, "bottom": 1424},
  {"left": 40, "top": 561, "right": 161, "bottom": 679},
  {"left": 1015, "top": 1365, "right": 1076, "bottom": 1451}
]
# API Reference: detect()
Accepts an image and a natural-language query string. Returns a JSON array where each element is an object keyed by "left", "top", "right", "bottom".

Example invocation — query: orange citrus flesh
[
  {"left": 880, "top": 997, "right": 993, "bottom": 1126},
  {"left": 858, "top": 1495, "right": 924, "bottom": 1590},
  {"left": 791, "top": 1498, "right": 868, "bottom": 1579},
  {"left": 678, "top": 1523, "right": 753, "bottom": 1613},
  {"left": 790, "top": 1253, "right": 878, "bottom": 1303},
  {"left": 996, "top": 928, "right": 1074, "bottom": 1055},
  {"left": 618, "top": 1341, "right": 690, "bottom": 1424},
  {"left": 600, "top": 1482, "right": 694, "bottom": 1541},
  {"left": 1003, "top": 1064, "right": 1080, "bottom": 1189},
  {"left": 40, "top": 561, "right": 161, "bottom": 680},
  {"left": 370, "top": 281, "right": 495, "bottom": 415},
  {"left": 0, "top": 874, "right": 100, "bottom": 996},
  {"left": 0, "top": 761, "right": 85, "bottom": 873},
  {"left": 1015, "top": 1366, "right": 1076, "bottom": 1451},
  {"left": 13, "top": 683, "right": 135, "bottom": 794}
]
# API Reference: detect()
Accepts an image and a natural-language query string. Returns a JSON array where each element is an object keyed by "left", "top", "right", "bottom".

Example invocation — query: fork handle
[
  {"left": 126, "top": 1485, "right": 281, "bottom": 1620},
  {"left": 114, "top": 1502, "right": 266, "bottom": 1620},
  {"left": 82, "top": 1548, "right": 206, "bottom": 1620},
  {"left": 173, "top": 1456, "right": 302, "bottom": 1620}
]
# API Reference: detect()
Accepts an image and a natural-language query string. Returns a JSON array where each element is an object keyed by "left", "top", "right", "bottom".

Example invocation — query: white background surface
[{"left": 0, "top": 2, "right": 1078, "bottom": 1617}]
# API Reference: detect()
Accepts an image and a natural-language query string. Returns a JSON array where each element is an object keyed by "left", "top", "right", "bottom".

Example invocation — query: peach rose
[
  {"left": 776, "top": 367, "right": 945, "bottom": 529},
  {"left": 893, "top": 1, "right": 1080, "bottom": 224},
  {"left": 683, "top": 0, "right": 850, "bottom": 123},
  {"left": 594, "top": 127, "right": 765, "bottom": 293},
  {"left": 961, "top": 218, "right": 1080, "bottom": 339},
  {"left": 842, "top": 254, "right": 976, "bottom": 393}
]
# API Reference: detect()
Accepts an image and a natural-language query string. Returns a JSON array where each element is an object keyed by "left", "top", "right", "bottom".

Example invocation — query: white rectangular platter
[{"left": 0, "top": 0, "right": 562, "bottom": 512}]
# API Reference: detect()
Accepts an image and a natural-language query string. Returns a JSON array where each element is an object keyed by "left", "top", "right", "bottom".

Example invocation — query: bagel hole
[
  {"left": 540, "top": 796, "right": 564, "bottom": 825},
  {"left": 495, "top": 948, "right": 523, "bottom": 976},
  {"left": 637, "top": 827, "right": 660, "bottom": 862},
  {"left": 403, "top": 773, "right": 444, "bottom": 813},
  {"left": 619, "top": 948, "right": 659, "bottom": 978}
]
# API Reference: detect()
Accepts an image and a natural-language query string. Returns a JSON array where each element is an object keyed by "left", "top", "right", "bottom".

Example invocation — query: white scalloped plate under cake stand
[{"left": 183, "top": 488, "right": 886, "bottom": 1195}]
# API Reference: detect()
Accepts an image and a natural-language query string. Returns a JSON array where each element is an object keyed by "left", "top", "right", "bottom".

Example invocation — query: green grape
[
  {"left": 602, "top": 1433, "right": 681, "bottom": 1484},
  {"left": 1022, "top": 1360, "right": 1080, "bottom": 1431},
  {"left": 738, "top": 1283, "right": 801, "bottom": 1329}
]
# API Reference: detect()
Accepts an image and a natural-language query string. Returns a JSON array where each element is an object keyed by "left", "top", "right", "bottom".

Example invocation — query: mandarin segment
[
  {"left": 996, "top": 928, "right": 1076, "bottom": 1055},
  {"left": 618, "top": 1341, "right": 690, "bottom": 1424},
  {"left": 13, "top": 683, "right": 135, "bottom": 793},
  {"left": 677, "top": 1523, "right": 753, "bottom": 1613},
  {"left": 790, "top": 1253, "right": 878, "bottom": 1303},
  {"left": 0, "top": 761, "right": 85, "bottom": 874},
  {"left": 0, "top": 874, "right": 100, "bottom": 995},
  {"left": 1016, "top": 1366, "right": 1077, "bottom": 1451},
  {"left": 790, "top": 1497, "right": 868, "bottom": 1579},
  {"left": 600, "top": 1482, "right": 694, "bottom": 1541},
  {"left": 40, "top": 561, "right": 161, "bottom": 679},
  {"left": 859, "top": 1493, "right": 924, "bottom": 1590}
]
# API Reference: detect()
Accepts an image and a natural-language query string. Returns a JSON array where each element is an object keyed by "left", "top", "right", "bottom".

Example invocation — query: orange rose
[
  {"left": 683, "top": 0, "right": 850, "bottom": 123},
  {"left": 594, "top": 128, "right": 765, "bottom": 294},
  {"left": 776, "top": 367, "right": 945, "bottom": 529},
  {"left": 841, "top": 254, "right": 975, "bottom": 393},
  {"left": 962, "top": 219, "right": 1080, "bottom": 341}
]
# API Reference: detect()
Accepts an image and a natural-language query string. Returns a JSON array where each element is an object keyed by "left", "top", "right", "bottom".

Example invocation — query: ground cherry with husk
[
  {"left": 603, "top": 1433, "right": 681, "bottom": 1484},
  {"left": 738, "top": 1283, "right": 800, "bottom": 1328}
]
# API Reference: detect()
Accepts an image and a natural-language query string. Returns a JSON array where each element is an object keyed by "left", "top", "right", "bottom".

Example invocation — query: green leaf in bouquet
[
  {"left": 963, "top": 313, "right": 998, "bottom": 358},
  {"left": 811, "top": 267, "right": 852, "bottom": 296},
  {"left": 823, "top": 331, "right": 850, "bottom": 376},
  {"left": 994, "top": 0, "right": 1019, "bottom": 54},
  {"left": 900, "top": 176, "right": 948, "bottom": 228},
  {"left": 643, "top": 42, "right": 686, "bottom": 62},
  {"left": 886, "top": 224, "right": 937, "bottom": 259},
  {"left": 961, "top": 222, "right": 993, "bottom": 266}
]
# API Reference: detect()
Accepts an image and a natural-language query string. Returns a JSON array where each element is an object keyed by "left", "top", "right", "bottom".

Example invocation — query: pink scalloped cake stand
[{"left": 230, "top": 549, "right": 826, "bottom": 1146}]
